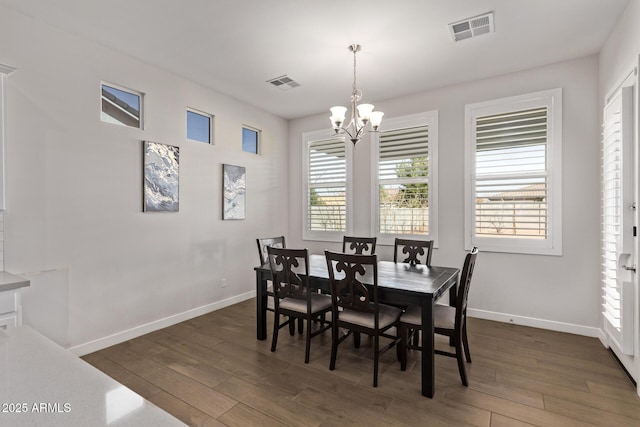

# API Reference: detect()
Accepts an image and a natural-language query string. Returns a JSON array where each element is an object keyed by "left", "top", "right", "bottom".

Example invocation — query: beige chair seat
[
  {"left": 340, "top": 304, "right": 402, "bottom": 329},
  {"left": 399, "top": 304, "right": 455, "bottom": 330},
  {"left": 280, "top": 294, "right": 332, "bottom": 314}
]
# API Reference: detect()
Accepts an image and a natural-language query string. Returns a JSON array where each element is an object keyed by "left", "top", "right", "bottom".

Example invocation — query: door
[{"left": 602, "top": 84, "right": 635, "bottom": 362}]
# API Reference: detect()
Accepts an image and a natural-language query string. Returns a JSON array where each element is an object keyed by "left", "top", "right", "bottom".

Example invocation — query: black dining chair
[
  {"left": 398, "top": 247, "right": 478, "bottom": 386},
  {"left": 256, "top": 236, "right": 286, "bottom": 315},
  {"left": 325, "top": 250, "right": 401, "bottom": 387},
  {"left": 342, "top": 236, "right": 377, "bottom": 255},
  {"left": 257, "top": 236, "right": 301, "bottom": 335},
  {"left": 394, "top": 238, "right": 434, "bottom": 266},
  {"left": 267, "top": 247, "right": 332, "bottom": 363}
]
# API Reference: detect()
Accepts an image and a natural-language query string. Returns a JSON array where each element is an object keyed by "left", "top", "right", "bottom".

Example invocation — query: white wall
[
  {"left": 0, "top": 5, "right": 289, "bottom": 351},
  {"left": 289, "top": 55, "right": 601, "bottom": 334},
  {"left": 599, "top": 0, "right": 640, "bottom": 390}
]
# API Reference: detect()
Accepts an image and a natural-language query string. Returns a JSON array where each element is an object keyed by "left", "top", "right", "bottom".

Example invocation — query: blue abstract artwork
[
  {"left": 223, "top": 164, "right": 246, "bottom": 219},
  {"left": 144, "top": 141, "right": 179, "bottom": 212}
]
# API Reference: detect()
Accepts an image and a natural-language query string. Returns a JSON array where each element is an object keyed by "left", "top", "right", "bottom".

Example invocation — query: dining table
[{"left": 254, "top": 253, "right": 460, "bottom": 398}]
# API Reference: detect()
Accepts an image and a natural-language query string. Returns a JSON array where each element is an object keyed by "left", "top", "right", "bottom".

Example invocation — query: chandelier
[{"left": 329, "top": 44, "right": 383, "bottom": 144}]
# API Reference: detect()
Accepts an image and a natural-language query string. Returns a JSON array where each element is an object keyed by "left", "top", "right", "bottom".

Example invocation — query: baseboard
[
  {"left": 598, "top": 327, "right": 609, "bottom": 348},
  {"left": 69, "top": 291, "right": 256, "bottom": 356},
  {"left": 467, "top": 308, "right": 600, "bottom": 338}
]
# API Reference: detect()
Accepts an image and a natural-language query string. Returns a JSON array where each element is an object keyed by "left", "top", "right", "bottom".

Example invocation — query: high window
[
  {"left": 242, "top": 126, "right": 260, "bottom": 154},
  {"left": 187, "top": 109, "right": 213, "bottom": 144},
  {"left": 100, "top": 82, "right": 143, "bottom": 129},
  {"left": 302, "top": 129, "right": 351, "bottom": 241},
  {"left": 465, "top": 89, "right": 562, "bottom": 255},
  {"left": 373, "top": 112, "right": 438, "bottom": 245}
]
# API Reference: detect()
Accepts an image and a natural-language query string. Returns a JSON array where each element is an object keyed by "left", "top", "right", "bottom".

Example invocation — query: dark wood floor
[{"left": 82, "top": 299, "right": 640, "bottom": 426}]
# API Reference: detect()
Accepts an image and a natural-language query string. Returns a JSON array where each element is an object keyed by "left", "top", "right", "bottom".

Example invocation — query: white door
[{"left": 602, "top": 84, "right": 635, "bottom": 365}]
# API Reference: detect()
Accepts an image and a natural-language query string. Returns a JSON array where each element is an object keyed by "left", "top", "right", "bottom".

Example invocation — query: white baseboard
[
  {"left": 598, "top": 328, "right": 609, "bottom": 348},
  {"left": 467, "top": 308, "right": 600, "bottom": 338},
  {"left": 69, "top": 291, "right": 256, "bottom": 356}
]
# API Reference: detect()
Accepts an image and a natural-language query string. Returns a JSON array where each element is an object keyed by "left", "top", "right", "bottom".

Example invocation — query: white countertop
[
  {"left": 0, "top": 271, "right": 30, "bottom": 292},
  {"left": 0, "top": 326, "right": 185, "bottom": 426}
]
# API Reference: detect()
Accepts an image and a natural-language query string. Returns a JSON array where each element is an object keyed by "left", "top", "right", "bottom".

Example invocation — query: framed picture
[
  {"left": 143, "top": 141, "right": 179, "bottom": 212},
  {"left": 223, "top": 164, "right": 246, "bottom": 220}
]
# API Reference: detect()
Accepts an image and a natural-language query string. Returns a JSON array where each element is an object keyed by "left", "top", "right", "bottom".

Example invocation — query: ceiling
[{"left": 1, "top": 0, "right": 630, "bottom": 119}]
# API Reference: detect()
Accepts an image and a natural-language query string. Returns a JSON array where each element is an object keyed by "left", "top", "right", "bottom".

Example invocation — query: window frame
[
  {"left": 100, "top": 81, "right": 144, "bottom": 129},
  {"left": 242, "top": 125, "right": 260, "bottom": 154},
  {"left": 464, "top": 88, "right": 563, "bottom": 255},
  {"left": 371, "top": 111, "right": 439, "bottom": 246},
  {"left": 186, "top": 108, "right": 214, "bottom": 144},
  {"left": 302, "top": 128, "right": 352, "bottom": 242}
]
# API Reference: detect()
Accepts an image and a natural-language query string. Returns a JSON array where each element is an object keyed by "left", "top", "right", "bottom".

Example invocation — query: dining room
[{"left": 1, "top": 0, "right": 640, "bottom": 426}]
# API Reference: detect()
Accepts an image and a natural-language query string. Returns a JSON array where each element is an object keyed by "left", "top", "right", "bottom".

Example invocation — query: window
[
  {"left": 465, "top": 88, "right": 562, "bottom": 255},
  {"left": 101, "top": 82, "right": 143, "bottom": 129},
  {"left": 186, "top": 109, "right": 213, "bottom": 144},
  {"left": 302, "top": 129, "right": 351, "bottom": 241},
  {"left": 242, "top": 126, "right": 259, "bottom": 154},
  {"left": 373, "top": 112, "right": 438, "bottom": 245}
]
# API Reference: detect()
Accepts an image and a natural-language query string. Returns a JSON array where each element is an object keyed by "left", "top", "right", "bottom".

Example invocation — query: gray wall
[
  {"left": 0, "top": 5, "right": 289, "bottom": 352},
  {"left": 289, "top": 55, "right": 601, "bottom": 335}
]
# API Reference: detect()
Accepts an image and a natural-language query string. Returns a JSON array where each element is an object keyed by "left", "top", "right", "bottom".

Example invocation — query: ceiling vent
[
  {"left": 449, "top": 12, "right": 494, "bottom": 42},
  {"left": 266, "top": 75, "right": 300, "bottom": 90}
]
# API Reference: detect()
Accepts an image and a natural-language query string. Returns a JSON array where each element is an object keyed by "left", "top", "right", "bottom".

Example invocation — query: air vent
[
  {"left": 266, "top": 75, "right": 300, "bottom": 90},
  {"left": 449, "top": 12, "right": 494, "bottom": 42}
]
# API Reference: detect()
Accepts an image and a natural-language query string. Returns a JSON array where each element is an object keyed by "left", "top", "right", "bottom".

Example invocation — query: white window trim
[
  {"left": 302, "top": 128, "right": 352, "bottom": 242},
  {"left": 186, "top": 107, "right": 214, "bottom": 144},
  {"left": 0, "top": 64, "right": 15, "bottom": 212},
  {"left": 371, "top": 111, "right": 439, "bottom": 247},
  {"left": 242, "top": 125, "right": 261, "bottom": 154},
  {"left": 100, "top": 81, "right": 144, "bottom": 130},
  {"left": 464, "top": 88, "right": 563, "bottom": 255}
]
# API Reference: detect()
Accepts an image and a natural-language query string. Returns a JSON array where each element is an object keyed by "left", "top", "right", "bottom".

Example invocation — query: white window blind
[
  {"left": 378, "top": 125, "right": 430, "bottom": 235},
  {"left": 474, "top": 107, "right": 548, "bottom": 239},
  {"left": 465, "top": 89, "right": 562, "bottom": 255},
  {"left": 306, "top": 136, "right": 347, "bottom": 233},
  {"left": 601, "top": 86, "right": 634, "bottom": 355}
]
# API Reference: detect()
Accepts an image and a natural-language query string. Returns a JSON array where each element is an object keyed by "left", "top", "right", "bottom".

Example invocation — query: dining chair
[
  {"left": 257, "top": 236, "right": 286, "bottom": 267},
  {"left": 394, "top": 238, "right": 434, "bottom": 266},
  {"left": 342, "top": 236, "right": 377, "bottom": 255},
  {"left": 398, "top": 246, "right": 478, "bottom": 386},
  {"left": 267, "top": 247, "right": 332, "bottom": 363},
  {"left": 325, "top": 250, "right": 401, "bottom": 387},
  {"left": 256, "top": 236, "right": 286, "bottom": 315},
  {"left": 257, "top": 236, "right": 300, "bottom": 335}
]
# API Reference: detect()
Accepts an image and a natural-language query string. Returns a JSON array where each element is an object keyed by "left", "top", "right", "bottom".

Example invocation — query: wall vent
[
  {"left": 266, "top": 75, "right": 300, "bottom": 90},
  {"left": 449, "top": 12, "right": 494, "bottom": 42}
]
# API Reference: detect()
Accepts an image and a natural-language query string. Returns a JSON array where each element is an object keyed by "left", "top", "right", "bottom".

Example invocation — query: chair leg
[
  {"left": 399, "top": 325, "right": 408, "bottom": 371},
  {"left": 329, "top": 322, "right": 339, "bottom": 371},
  {"left": 353, "top": 332, "right": 361, "bottom": 348},
  {"left": 298, "top": 318, "right": 304, "bottom": 335},
  {"left": 271, "top": 313, "right": 282, "bottom": 353},
  {"left": 455, "top": 333, "right": 468, "bottom": 386},
  {"left": 303, "top": 316, "right": 313, "bottom": 364},
  {"left": 289, "top": 317, "right": 295, "bottom": 336},
  {"left": 462, "top": 317, "right": 472, "bottom": 363},
  {"left": 373, "top": 334, "right": 379, "bottom": 387},
  {"left": 411, "top": 328, "right": 420, "bottom": 347}
]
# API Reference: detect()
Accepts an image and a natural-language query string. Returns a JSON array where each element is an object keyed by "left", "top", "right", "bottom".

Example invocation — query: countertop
[
  {"left": 0, "top": 271, "right": 30, "bottom": 292},
  {"left": 0, "top": 326, "right": 185, "bottom": 426}
]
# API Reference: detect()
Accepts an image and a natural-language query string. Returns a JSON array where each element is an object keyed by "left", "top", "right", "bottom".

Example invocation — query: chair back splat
[
  {"left": 342, "top": 236, "right": 377, "bottom": 255},
  {"left": 393, "top": 238, "right": 434, "bottom": 266},
  {"left": 257, "top": 236, "right": 286, "bottom": 265}
]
